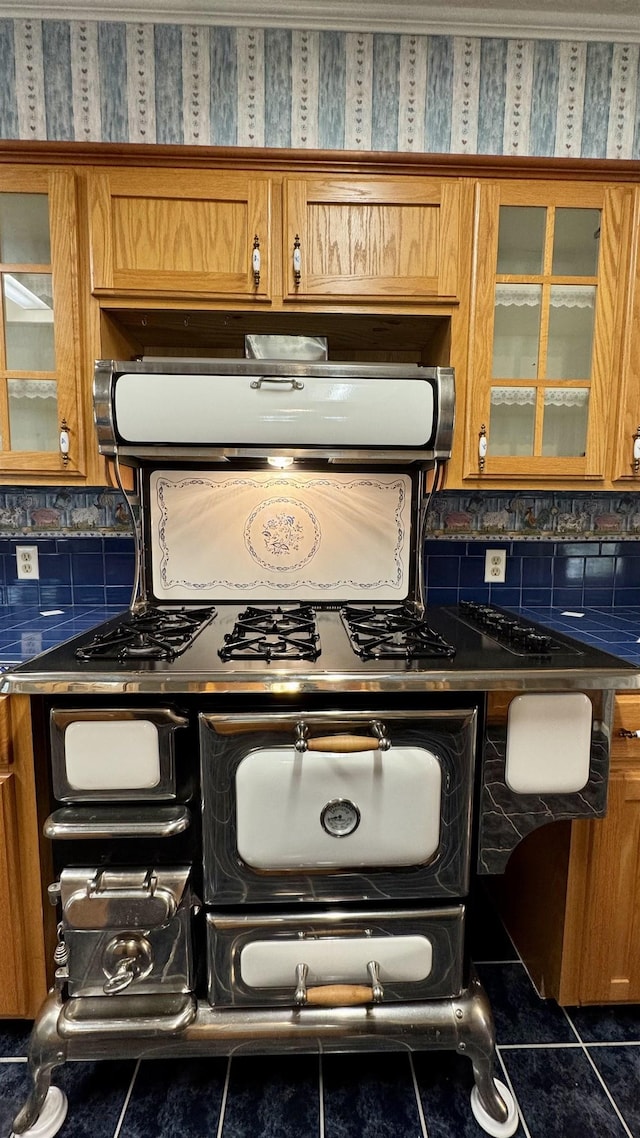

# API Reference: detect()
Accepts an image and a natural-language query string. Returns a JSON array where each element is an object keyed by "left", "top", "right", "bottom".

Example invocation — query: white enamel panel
[
  {"left": 149, "top": 470, "right": 411, "bottom": 601},
  {"left": 114, "top": 372, "right": 434, "bottom": 446},
  {"left": 64, "top": 720, "right": 161, "bottom": 791},
  {"left": 240, "top": 935, "right": 433, "bottom": 988},
  {"left": 235, "top": 745, "right": 442, "bottom": 869},
  {"left": 505, "top": 692, "right": 593, "bottom": 794}
]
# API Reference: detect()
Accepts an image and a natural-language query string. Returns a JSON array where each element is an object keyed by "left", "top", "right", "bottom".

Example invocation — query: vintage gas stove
[{"left": 4, "top": 358, "right": 638, "bottom": 1138}]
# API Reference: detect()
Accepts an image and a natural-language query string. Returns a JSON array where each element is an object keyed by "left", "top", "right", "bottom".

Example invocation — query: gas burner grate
[
  {"left": 219, "top": 605, "right": 321, "bottom": 663},
  {"left": 341, "top": 603, "right": 456, "bottom": 661},
  {"left": 75, "top": 606, "right": 217, "bottom": 661}
]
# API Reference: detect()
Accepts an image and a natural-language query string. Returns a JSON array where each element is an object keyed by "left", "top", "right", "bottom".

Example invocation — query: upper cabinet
[
  {"left": 0, "top": 167, "right": 86, "bottom": 480},
  {"left": 462, "top": 181, "right": 634, "bottom": 484},
  {"left": 87, "top": 168, "right": 462, "bottom": 306},
  {"left": 88, "top": 169, "right": 273, "bottom": 300},
  {"left": 282, "top": 176, "right": 461, "bottom": 301}
]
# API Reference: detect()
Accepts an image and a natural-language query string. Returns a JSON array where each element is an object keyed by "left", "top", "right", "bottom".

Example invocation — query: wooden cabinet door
[
  {"left": 464, "top": 181, "right": 634, "bottom": 484},
  {"left": 0, "top": 769, "right": 27, "bottom": 1016},
  {"left": 0, "top": 167, "right": 86, "bottom": 480},
  {"left": 566, "top": 694, "right": 640, "bottom": 1003},
  {"left": 283, "top": 176, "right": 460, "bottom": 301},
  {"left": 88, "top": 169, "right": 272, "bottom": 300},
  {"left": 610, "top": 186, "right": 640, "bottom": 484}
]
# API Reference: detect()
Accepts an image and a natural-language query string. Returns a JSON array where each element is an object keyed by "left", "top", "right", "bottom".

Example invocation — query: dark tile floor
[{"left": 1, "top": 899, "right": 639, "bottom": 1138}]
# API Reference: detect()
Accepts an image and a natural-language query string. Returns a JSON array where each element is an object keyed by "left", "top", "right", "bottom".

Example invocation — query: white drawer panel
[{"left": 240, "top": 934, "right": 433, "bottom": 988}]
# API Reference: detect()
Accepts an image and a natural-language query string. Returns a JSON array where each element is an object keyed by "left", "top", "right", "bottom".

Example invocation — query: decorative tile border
[
  {"left": 0, "top": 487, "right": 131, "bottom": 535},
  {"left": 0, "top": 20, "right": 639, "bottom": 158},
  {"left": 427, "top": 491, "right": 640, "bottom": 540}
]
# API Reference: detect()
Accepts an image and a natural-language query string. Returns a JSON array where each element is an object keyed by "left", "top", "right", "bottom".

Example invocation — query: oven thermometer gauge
[{"left": 320, "top": 798, "right": 361, "bottom": 837}]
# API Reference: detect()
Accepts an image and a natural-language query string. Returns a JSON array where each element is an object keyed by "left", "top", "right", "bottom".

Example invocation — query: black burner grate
[
  {"left": 75, "top": 606, "right": 217, "bottom": 661},
  {"left": 341, "top": 603, "right": 456, "bottom": 661},
  {"left": 219, "top": 605, "right": 321, "bottom": 663}
]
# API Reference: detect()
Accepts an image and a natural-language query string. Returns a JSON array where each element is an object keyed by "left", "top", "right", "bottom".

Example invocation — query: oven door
[{"left": 200, "top": 709, "right": 476, "bottom": 904}]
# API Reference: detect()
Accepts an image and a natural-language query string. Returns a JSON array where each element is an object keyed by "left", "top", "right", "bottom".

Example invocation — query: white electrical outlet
[
  {"left": 16, "top": 545, "right": 39, "bottom": 580},
  {"left": 484, "top": 548, "right": 506, "bottom": 584}
]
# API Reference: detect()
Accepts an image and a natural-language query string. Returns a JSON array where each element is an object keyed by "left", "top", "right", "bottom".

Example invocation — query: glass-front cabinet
[
  {"left": 0, "top": 168, "right": 85, "bottom": 479},
  {"left": 464, "top": 182, "right": 633, "bottom": 482}
]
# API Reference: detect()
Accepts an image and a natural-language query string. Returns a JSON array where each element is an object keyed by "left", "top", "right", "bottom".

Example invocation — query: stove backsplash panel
[{"left": 148, "top": 471, "right": 412, "bottom": 601}]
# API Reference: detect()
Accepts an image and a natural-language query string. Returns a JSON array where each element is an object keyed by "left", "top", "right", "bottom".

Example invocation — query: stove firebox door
[{"left": 200, "top": 709, "right": 476, "bottom": 905}]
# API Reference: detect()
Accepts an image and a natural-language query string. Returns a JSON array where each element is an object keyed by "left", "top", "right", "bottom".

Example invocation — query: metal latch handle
[
  {"left": 250, "top": 376, "right": 304, "bottom": 390},
  {"left": 619, "top": 728, "right": 640, "bottom": 738}
]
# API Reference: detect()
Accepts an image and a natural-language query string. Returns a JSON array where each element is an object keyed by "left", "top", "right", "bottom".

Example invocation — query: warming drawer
[{"left": 206, "top": 905, "right": 464, "bottom": 1007}]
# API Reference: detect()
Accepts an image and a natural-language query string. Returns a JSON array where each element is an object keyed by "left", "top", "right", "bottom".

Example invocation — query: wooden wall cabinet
[
  {"left": 282, "top": 176, "right": 461, "bottom": 301},
  {"left": 494, "top": 693, "right": 640, "bottom": 1006},
  {"left": 88, "top": 168, "right": 273, "bottom": 301},
  {"left": 87, "top": 167, "right": 462, "bottom": 306},
  {"left": 0, "top": 695, "right": 49, "bottom": 1019},
  {"left": 0, "top": 166, "right": 88, "bottom": 482},
  {"left": 610, "top": 186, "right": 640, "bottom": 485},
  {"left": 462, "top": 181, "right": 634, "bottom": 487}
]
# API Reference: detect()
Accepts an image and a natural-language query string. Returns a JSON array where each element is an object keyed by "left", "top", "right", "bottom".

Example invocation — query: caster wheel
[
  {"left": 470, "top": 1079, "right": 519, "bottom": 1137},
  {"left": 11, "top": 1087, "right": 68, "bottom": 1138}
]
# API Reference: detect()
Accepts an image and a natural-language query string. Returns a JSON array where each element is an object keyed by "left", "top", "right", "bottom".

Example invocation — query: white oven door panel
[
  {"left": 207, "top": 905, "right": 464, "bottom": 1007},
  {"left": 114, "top": 372, "right": 434, "bottom": 448},
  {"left": 235, "top": 746, "right": 442, "bottom": 869},
  {"left": 200, "top": 709, "right": 476, "bottom": 904}
]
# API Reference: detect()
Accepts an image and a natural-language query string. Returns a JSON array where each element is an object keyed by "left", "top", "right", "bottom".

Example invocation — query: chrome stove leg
[
  {"left": 11, "top": 988, "right": 68, "bottom": 1136},
  {"left": 454, "top": 970, "right": 511, "bottom": 1126}
]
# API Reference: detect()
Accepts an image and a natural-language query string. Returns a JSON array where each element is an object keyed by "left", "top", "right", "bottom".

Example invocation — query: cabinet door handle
[
  {"left": 59, "top": 419, "right": 70, "bottom": 465},
  {"left": 478, "top": 423, "right": 487, "bottom": 472},
  {"left": 633, "top": 427, "right": 640, "bottom": 475},
  {"left": 252, "top": 235, "right": 261, "bottom": 288},
  {"left": 293, "top": 234, "right": 302, "bottom": 286}
]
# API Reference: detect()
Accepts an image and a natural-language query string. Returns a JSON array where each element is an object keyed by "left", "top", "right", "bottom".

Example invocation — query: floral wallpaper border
[{"left": 1, "top": 486, "right": 640, "bottom": 540}]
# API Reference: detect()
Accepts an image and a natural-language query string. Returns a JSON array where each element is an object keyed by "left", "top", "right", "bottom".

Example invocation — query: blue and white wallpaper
[{"left": 0, "top": 19, "right": 639, "bottom": 158}]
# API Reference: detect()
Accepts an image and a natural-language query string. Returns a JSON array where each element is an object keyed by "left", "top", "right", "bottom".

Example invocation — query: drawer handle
[
  {"left": 295, "top": 720, "right": 391, "bottom": 753},
  {"left": 294, "top": 961, "right": 383, "bottom": 1006},
  {"left": 250, "top": 376, "right": 304, "bottom": 391},
  {"left": 619, "top": 728, "right": 640, "bottom": 738}
]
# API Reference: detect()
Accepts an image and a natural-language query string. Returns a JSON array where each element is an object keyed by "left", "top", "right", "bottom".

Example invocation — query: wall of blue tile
[
  {"left": 1, "top": 535, "right": 639, "bottom": 610},
  {"left": 424, "top": 538, "right": 640, "bottom": 608}
]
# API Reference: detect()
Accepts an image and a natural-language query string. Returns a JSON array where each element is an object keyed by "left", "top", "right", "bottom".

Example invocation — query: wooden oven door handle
[
  {"left": 295, "top": 961, "right": 384, "bottom": 1006},
  {"left": 305, "top": 984, "right": 375, "bottom": 1005},
  {"left": 306, "top": 735, "right": 383, "bottom": 752},
  {"left": 295, "top": 720, "right": 391, "bottom": 752}
]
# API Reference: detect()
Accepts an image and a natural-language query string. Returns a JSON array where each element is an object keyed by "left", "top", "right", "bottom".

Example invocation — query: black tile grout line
[
  {"left": 215, "top": 1056, "right": 232, "bottom": 1138},
  {"left": 111, "top": 1057, "right": 140, "bottom": 1138},
  {"left": 496, "top": 1048, "right": 532, "bottom": 1138},
  {"left": 561, "top": 1007, "right": 635, "bottom": 1138},
  {"left": 407, "top": 1052, "right": 429, "bottom": 1138}
]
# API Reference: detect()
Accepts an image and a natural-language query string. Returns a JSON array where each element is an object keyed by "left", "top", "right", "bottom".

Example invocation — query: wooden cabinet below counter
[
  {"left": 493, "top": 692, "right": 640, "bottom": 1005},
  {"left": 0, "top": 696, "right": 50, "bottom": 1018}
]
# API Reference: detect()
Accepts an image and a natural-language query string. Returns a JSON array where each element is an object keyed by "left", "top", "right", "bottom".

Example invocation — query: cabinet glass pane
[
  {"left": 541, "top": 388, "right": 589, "bottom": 457},
  {"left": 552, "top": 209, "right": 600, "bottom": 276},
  {"left": 492, "top": 285, "right": 541, "bottom": 379},
  {"left": 496, "top": 207, "right": 546, "bottom": 274},
  {"left": 489, "top": 387, "right": 535, "bottom": 455},
  {"left": 3, "top": 273, "right": 55, "bottom": 371},
  {"left": 8, "top": 379, "right": 58, "bottom": 451},
  {"left": 546, "top": 286, "right": 596, "bottom": 380},
  {"left": 0, "top": 194, "right": 50, "bottom": 264}
]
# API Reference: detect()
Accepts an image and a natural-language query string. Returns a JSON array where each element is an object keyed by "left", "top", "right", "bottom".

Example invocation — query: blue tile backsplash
[{"left": 0, "top": 534, "right": 638, "bottom": 610}]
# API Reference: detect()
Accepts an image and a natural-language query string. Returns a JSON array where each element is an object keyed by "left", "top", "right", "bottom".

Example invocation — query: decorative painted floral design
[{"left": 244, "top": 497, "right": 321, "bottom": 572}]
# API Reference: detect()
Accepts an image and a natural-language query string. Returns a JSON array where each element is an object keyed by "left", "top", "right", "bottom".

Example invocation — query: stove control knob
[{"left": 523, "top": 632, "right": 553, "bottom": 654}]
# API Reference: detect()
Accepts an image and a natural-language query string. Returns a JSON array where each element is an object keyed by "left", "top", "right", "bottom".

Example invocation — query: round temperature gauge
[{"left": 320, "top": 798, "right": 361, "bottom": 837}]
